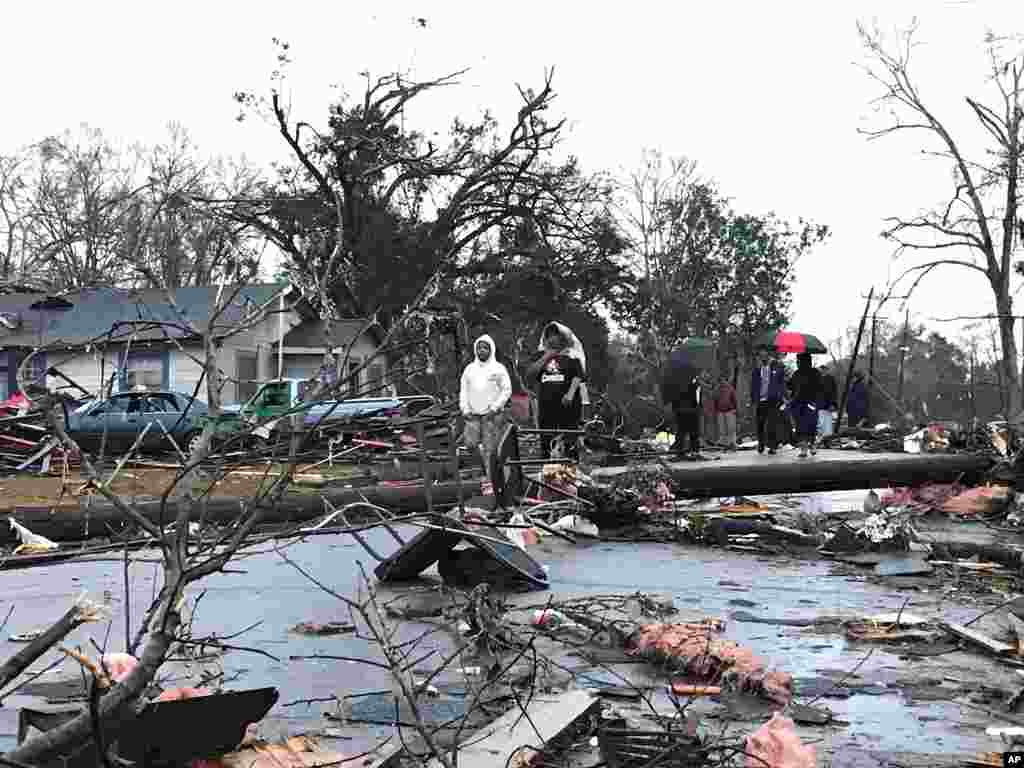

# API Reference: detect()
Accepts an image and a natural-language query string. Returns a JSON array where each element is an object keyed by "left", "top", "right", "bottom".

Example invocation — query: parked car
[
  {"left": 64, "top": 391, "right": 208, "bottom": 454},
  {"left": 204, "top": 379, "right": 435, "bottom": 445}
]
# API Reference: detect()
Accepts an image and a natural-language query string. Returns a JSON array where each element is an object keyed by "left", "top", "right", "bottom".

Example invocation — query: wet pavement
[{"left": 0, "top": 493, "right": 1017, "bottom": 764}]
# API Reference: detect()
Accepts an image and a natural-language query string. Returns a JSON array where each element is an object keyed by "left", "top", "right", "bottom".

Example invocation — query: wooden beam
[
  {"left": 941, "top": 621, "right": 1015, "bottom": 656},
  {"left": 426, "top": 690, "right": 599, "bottom": 768}
]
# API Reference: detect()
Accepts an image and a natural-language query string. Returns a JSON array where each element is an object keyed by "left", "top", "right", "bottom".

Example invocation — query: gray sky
[{"left": 3, "top": 1, "right": 1021, "bottom": 356}]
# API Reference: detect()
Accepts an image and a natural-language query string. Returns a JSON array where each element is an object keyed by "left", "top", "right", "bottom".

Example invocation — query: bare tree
[
  {"left": 0, "top": 151, "right": 41, "bottom": 284},
  {"left": 129, "top": 123, "right": 267, "bottom": 288},
  {"left": 228, "top": 46, "right": 568, "bottom": 322},
  {"left": 0, "top": 124, "right": 268, "bottom": 294},
  {"left": 859, "top": 23, "right": 1024, "bottom": 415}
]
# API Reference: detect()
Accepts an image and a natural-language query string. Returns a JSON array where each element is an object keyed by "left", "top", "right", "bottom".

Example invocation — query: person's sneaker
[{"left": 757, "top": 445, "right": 765, "bottom": 454}]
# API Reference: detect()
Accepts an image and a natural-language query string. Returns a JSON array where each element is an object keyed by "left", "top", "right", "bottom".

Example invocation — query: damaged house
[{"left": 0, "top": 286, "right": 388, "bottom": 405}]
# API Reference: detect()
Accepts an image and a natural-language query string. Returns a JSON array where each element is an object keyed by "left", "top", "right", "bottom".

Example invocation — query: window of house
[
  {"left": 342, "top": 358, "right": 361, "bottom": 396},
  {"left": 236, "top": 353, "right": 259, "bottom": 404},
  {"left": 367, "top": 364, "right": 384, "bottom": 395},
  {"left": 124, "top": 352, "right": 164, "bottom": 391}
]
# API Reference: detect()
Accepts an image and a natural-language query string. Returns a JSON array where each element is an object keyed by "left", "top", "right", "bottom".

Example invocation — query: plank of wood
[
  {"left": 941, "top": 621, "right": 1015, "bottom": 656},
  {"left": 426, "top": 690, "right": 598, "bottom": 768},
  {"left": 360, "top": 692, "right": 598, "bottom": 768}
]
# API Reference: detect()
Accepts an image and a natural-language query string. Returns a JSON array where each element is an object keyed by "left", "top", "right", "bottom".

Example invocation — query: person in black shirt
[
  {"left": 787, "top": 353, "right": 823, "bottom": 458},
  {"left": 670, "top": 373, "right": 702, "bottom": 457},
  {"left": 527, "top": 325, "right": 586, "bottom": 459}
]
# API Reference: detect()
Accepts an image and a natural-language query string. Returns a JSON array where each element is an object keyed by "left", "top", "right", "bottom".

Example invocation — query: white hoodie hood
[{"left": 460, "top": 334, "right": 512, "bottom": 416}]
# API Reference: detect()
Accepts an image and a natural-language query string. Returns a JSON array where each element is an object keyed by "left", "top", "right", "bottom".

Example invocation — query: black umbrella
[{"left": 660, "top": 338, "right": 716, "bottom": 404}]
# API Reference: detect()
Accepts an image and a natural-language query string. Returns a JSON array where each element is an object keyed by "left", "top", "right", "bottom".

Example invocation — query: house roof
[
  {"left": 0, "top": 284, "right": 292, "bottom": 349},
  {"left": 276, "top": 318, "right": 384, "bottom": 349}
]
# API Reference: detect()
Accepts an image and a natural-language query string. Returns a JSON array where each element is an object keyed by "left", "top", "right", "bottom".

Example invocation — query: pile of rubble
[{"left": 0, "top": 391, "right": 80, "bottom": 474}]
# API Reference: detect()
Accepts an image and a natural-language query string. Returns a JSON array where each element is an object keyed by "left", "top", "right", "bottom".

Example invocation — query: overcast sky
[{"left": 2, "top": 1, "right": 1021, "bottom": 357}]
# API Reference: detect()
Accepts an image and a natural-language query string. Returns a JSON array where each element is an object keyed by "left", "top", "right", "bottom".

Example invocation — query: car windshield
[{"left": 255, "top": 383, "right": 290, "bottom": 409}]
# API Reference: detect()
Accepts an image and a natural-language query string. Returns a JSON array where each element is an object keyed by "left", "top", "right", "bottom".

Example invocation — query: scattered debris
[
  {"left": 290, "top": 621, "right": 355, "bottom": 636},
  {"left": 744, "top": 713, "right": 815, "bottom": 768},
  {"left": 9, "top": 519, "right": 58, "bottom": 555},
  {"left": 628, "top": 621, "right": 793, "bottom": 705}
]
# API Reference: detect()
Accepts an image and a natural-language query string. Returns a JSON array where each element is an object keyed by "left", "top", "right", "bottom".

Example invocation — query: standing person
[
  {"left": 788, "top": 353, "right": 823, "bottom": 458},
  {"left": 527, "top": 324, "right": 586, "bottom": 460},
  {"left": 818, "top": 365, "right": 837, "bottom": 439},
  {"left": 460, "top": 334, "right": 512, "bottom": 498},
  {"left": 668, "top": 370, "right": 702, "bottom": 457},
  {"left": 751, "top": 351, "right": 786, "bottom": 455},
  {"left": 716, "top": 373, "right": 738, "bottom": 451},
  {"left": 701, "top": 371, "right": 718, "bottom": 447},
  {"left": 847, "top": 371, "right": 868, "bottom": 428}
]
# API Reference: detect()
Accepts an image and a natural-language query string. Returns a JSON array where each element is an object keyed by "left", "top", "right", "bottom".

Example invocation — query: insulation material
[
  {"left": 628, "top": 622, "right": 792, "bottom": 705},
  {"left": 941, "top": 485, "right": 1011, "bottom": 518},
  {"left": 880, "top": 483, "right": 965, "bottom": 515},
  {"left": 157, "top": 686, "right": 212, "bottom": 702},
  {"left": 744, "top": 713, "right": 815, "bottom": 768},
  {"left": 101, "top": 652, "right": 139, "bottom": 683},
  {"left": 208, "top": 735, "right": 349, "bottom": 768}
]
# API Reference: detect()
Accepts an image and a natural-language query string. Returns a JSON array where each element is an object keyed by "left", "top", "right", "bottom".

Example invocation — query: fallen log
[
  {"left": 593, "top": 452, "right": 992, "bottom": 498},
  {"left": 1, "top": 480, "right": 471, "bottom": 544}
]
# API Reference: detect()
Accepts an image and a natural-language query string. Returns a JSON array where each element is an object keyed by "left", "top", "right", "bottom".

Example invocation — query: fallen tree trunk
[
  {"left": 657, "top": 453, "right": 991, "bottom": 498},
  {"left": 1, "top": 481, "right": 471, "bottom": 543},
  {"left": 2, "top": 453, "right": 996, "bottom": 543}
]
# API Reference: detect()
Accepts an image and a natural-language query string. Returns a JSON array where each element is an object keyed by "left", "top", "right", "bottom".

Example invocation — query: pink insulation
[
  {"left": 628, "top": 622, "right": 792, "bottom": 705},
  {"left": 744, "top": 713, "right": 815, "bottom": 768}
]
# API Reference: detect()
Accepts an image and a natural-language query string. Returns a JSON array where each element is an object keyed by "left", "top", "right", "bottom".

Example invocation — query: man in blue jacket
[{"left": 751, "top": 351, "right": 786, "bottom": 455}]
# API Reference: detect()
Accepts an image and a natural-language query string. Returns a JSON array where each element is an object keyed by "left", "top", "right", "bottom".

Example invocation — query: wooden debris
[
  {"left": 1008, "top": 614, "right": 1024, "bottom": 657},
  {"left": 425, "top": 690, "right": 599, "bottom": 768},
  {"left": 940, "top": 621, "right": 1015, "bottom": 656}
]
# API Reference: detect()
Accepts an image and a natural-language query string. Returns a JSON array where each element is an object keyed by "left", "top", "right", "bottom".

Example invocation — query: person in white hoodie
[{"left": 460, "top": 334, "right": 512, "bottom": 497}]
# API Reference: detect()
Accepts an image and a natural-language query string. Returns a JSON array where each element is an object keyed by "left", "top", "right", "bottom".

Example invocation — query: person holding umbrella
[
  {"left": 751, "top": 350, "right": 786, "bottom": 455},
  {"left": 668, "top": 367, "right": 702, "bottom": 457},
  {"left": 662, "top": 338, "right": 716, "bottom": 458},
  {"left": 787, "top": 353, "right": 823, "bottom": 458}
]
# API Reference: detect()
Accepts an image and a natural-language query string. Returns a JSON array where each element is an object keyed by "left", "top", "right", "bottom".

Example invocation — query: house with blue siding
[{"left": 0, "top": 285, "right": 387, "bottom": 405}]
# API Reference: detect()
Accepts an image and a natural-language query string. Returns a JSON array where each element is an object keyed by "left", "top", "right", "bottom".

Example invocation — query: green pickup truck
[{"left": 203, "top": 379, "right": 431, "bottom": 445}]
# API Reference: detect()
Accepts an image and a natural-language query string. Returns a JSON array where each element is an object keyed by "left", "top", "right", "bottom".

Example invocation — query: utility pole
[
  {"left": 969, "top": 351, "right": 977, "bottom": 436},
  {"left": 897, "top": 309, "right": 909, "bottom": 405},
  {"left": 837, "top": 288, "right": 874, "bottom": 433},
  {"left": 866, "top": 314, "right": 879, "bottom": 423}
]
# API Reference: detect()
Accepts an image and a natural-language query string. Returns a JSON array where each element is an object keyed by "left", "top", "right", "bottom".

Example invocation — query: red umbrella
[{"left": 754, "top": 330, "right": 827, "bottom": 355}]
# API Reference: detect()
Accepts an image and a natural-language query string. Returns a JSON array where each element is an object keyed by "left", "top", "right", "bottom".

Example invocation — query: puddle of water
[{"left": 0, "top": 526, "right": 1005, "bottom": 757}]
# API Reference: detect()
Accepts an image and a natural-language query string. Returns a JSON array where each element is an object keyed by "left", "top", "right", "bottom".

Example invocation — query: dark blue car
[{"left": 65, "top": 391, "right": 208, "bottom": 454}]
